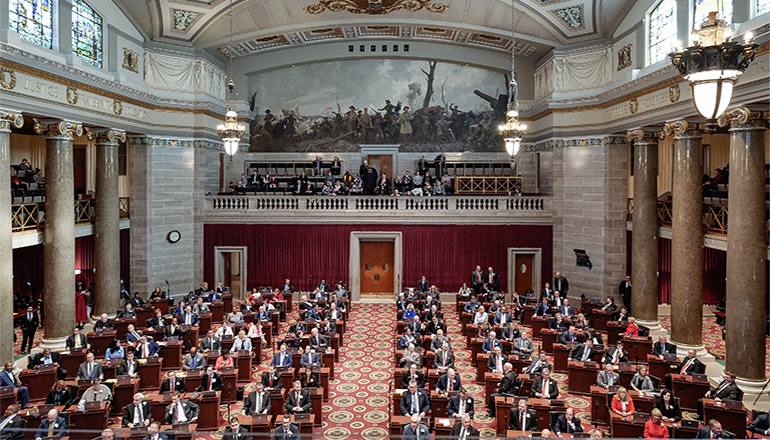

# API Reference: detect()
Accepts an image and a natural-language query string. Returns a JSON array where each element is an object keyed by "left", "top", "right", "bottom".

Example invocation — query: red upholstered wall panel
[{"left": 203, "top": 224, "right": 554, "bottom": 293}]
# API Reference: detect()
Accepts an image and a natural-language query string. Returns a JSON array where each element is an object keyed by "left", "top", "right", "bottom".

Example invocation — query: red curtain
[
  {"left": 75, "top": 235, "right": 95, "bottom": 288},
  {"left": 204, "top": 224, "right": 553, "bottom": 292},
  {"left": 651, "top": 237, "right": 724, "bottom": 305},
  {"left": 120, "top": 228, "right": 130, "bottom": 289},
  {"left": 658, "top": 238, "right": 672, "bottom": 303}
]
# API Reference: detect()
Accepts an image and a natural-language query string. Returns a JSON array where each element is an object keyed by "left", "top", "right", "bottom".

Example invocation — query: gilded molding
[
  {"left": 33, "top": 119, "right": 84, "bottom": 138},
  {"left": 87, "top": 128, "right": 127, "bottom": 144},
  {"left": 0, "top": 110, "right": 24, "bottom": 130},
  {"left": 626, "top": 128, "right": 661, "bottom": 143},
  {"left": 662, "top": 119, "right": 701, "bottom": 138},
  {"left": 717, "top": 107, "right": 768, "bottom": 128}
]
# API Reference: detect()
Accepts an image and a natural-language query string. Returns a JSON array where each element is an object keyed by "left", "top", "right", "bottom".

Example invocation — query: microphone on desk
[{"left": 594, "top": 401, "right": 599, "bottom": 429}]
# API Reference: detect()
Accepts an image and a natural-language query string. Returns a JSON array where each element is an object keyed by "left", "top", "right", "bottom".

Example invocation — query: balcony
[
  {"left": 204, "top": 195, "right": 552, "bottom": 225},
  {"left": 12, "top": 197, "right": 130, "bottom": 234}
]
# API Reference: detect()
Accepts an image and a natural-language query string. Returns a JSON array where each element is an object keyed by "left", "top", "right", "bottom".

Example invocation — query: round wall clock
[{"left": 167, "top": 230, "right": 181, "bottom": 243}]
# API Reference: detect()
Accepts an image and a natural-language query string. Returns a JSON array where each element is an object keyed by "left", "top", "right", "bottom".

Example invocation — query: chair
[
  {"left": 503, "top": 168, "right": 513, "bottom": 176},
  {"left": 649, "top": 374, "right": 661, "bottom": 391},
  {"left": 494, "top": 166, "right": 503, "bottom": 176},
  {"left": 474, "top": 167, "right": 483, "bottom": 176},
  {"left": 483, "top": 165, "right": 492, "bottom": 176},
  {"left": 549, "top": 410, "right": 566, "bottom": 431},
  {"left": 12, "top": 189, "right": 24, "bottom": 204},
  {"left": 276, "top": 167, "right": 286, "bottom": 177},
  {"left": 456, "top": 167, "right": 464, "bottom": 176},
  {"left": 22, "top": 190, "right": 33, "bottom": 204}
]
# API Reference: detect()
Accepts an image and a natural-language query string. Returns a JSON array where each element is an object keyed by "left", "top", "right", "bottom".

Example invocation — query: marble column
[
  {"left": 91, "top": 129, "right": 125, "bottom": 318},
  {"left": 720, "top": 108, "right": 768, "bottom": 382},
  {"left": 627, "top": 129, "right": 660, "bottom": 327},
  {"left": 666, "top": 120, "right": 704, "bottom": 352},
  {"left": 0, "top": 111, "right": 23, "bottom": 361},
  {"left": 35, "top": 119, "right": 83, "bottom": 349}
]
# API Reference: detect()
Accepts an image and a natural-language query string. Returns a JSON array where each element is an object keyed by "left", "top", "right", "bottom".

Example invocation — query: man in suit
[
  {"left": 554, "top": 272, "right": 569, "bottom": 299},
  {"left": 280, "top": 279, "right": 294, "bottom": 293},
  {"left": 400, "top": 364, "right": 426, "bottom": 389},
  {"left": 425, "top": 315, "right": 446, "bottom": 336},
  {"left": 35, "top": 409, "right": 66, "bottom": 440},
  {"left": 66, "top": 327, "right": 89, "bottom": 350},
  {"left": 568, "top": 339, "right": 596, "bottom": 362},
  {"left": 76, "top": 352, "right": 103, "bottom": 381},
  {"left": 199, "top": 330, "right": 221, "bottom": 352},
  {"left": 117, "top": 303, "right": 136, "bottom": 319},
  {"left": 486, "top": 267, "right": 500, "bottom": 291},
  {"left": 142, "top": 422, "right": 167, "bottom": 440},
  {"left": 180, "top": 306, "right": 199, "bottom": 326},
  {"left": 502, "top": 322, "right": 521, "bottom": 342},
  {"left": 494, "top": 306, "right": 512, "bottom": 326},
  {"left": 308, "top": 328, "right": 328, "bottom": 351},
  {"left": 244, "top": 382, "right": 271, "bottom": 415},
  {"left": 0, "top": 404, "right": 23, "bottom": 440},
  {"left": 122, "top": 393, "right": 151, "bottom": 427},
  {"left": 164, "top": 392, "right": 199, "bottom": 425},
  {"left": 596, "top": 362, "right": 620, "bottom": 389},
  {"left": 535, "top": 297, "right": 551, "bottom": 316},
  {"left": 540, "top": 283, "right": 554, "bottom": 302},
  {"left": 531, "top": 368, "right": 559, "bottom": 399},
  {"left": 509, "top": 399, "right": 539, "bottom": 431},
  {"left": 471, "top": 266, "right": 484, "bottom": 294},
  {"left": 117, "top": 351, "right": 139, "bottom": 377},
  {"left": 433, "top": 342, "right": 454, "bottom": 372},
  {"left": 399, "top": 343, "right": 421, "bottom": 369},
  {"left": 463, "top": 297, "right": 481, "bottom": 313},
  {"left": 436, "top": 368, "right": 462, "bottom": 393},
  {"left": 513, "top": 335, "right": 534, "bottom": 357},
  {"left": 125, "top": 324, "right": 143, "bottom": 346},
  {"left": 284, "top": 381, "right": 311, "bottom": 414},
  {"left": 160, "top": 370, "right": 186, "bottom": 393},
  {"left": 272, "top": 414, "right": 299, "bottom": 439},
  {"left": 28, "top": 348, "right": 67, "bottom": 380},
  {"left": 652, "top": 335, "right": 676, "bottom": 358},
  {"left": 603, "top": 341, "right": 629, "bottom": 365},
  {"left": 665, "top": 349, "right": 706, "bottom": 389},
  {"left": 560, "top": 325, "right": 579, "bottom": 344},
  {"left": 300, "top": 346, "right": 321, "bottom": 367},
  {"left": 450, "top": 414, "right": 479, "bottom": 440},
  {"left": 272, "top": 344, "right": 293, "bottom": 367},
  {"left": 749, "top": 411, "right": 770, "bottom": 436},
  {"left": 400, "top": 380, "right": 430, "bottom": 417},
  {"left": 488, "top": 346, "right": 508, "bottom": 374},
  {"left": 524, "top": 352, "right": 551, "bottom": 374},
  {"left": 262, "top": 365, "right": 283, "bottom": 390},
  {"left": 697, "top": 371, "right": 742, "bottom": 420},
  {"left": 223, "top": 417, "right": 248, "bottom": 440},
  {"left": 403, "top": 414, "right": 430, "bottom": 440},
  {"left": 164, "top": 318, "right": 182, "bottom": 339},
  {"left": 183, "top": 347, "right": 206, "bottom": 371},
  {"left": 600, "top": 297, "right": 617, "bottom": 312},
  {"left": 482, "top": 331, "right": 503, "bottom": 354},
  {"left": 447, "top": 388, "right": 475, "bottom": 419},
  {"left": 553, "top": 407, "right": 584, "bottom": 436},
  {"left": 198, "top": 365, "right": 223, "bottom": 392},
  {"left": 618, "top": 275, "right": 632, "bottom": 312},
  {"left": 406, "top": 317, "right": 424, "bottom": 340},
  {"left": 487, "top": 363, "right": 518, "bottom": 417},
  {"left": 429, "top": 329, "right": 450, "bottom": 352},
  {"left": 94, "top": 314, "right": 115, "bottom": 332},
  {"left": 135, "top": 336, "right": 160, "bottom": 359},
  {"left": 18, "top": 306, "right": 38, "bottom": 354},
  {"left": 696, "top": 420, "right": 733, "bottom": 439},
  {"left": 558, "top": 299, "right": 576, "bottom": 317}
]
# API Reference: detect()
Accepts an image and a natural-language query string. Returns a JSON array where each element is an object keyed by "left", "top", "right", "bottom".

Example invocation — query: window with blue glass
[
  {"left": 71, "top": 0, "right": 102, "bottom": 68},
  {"left": 9, "top": 0, "right": 53, "bottom": 49},
  {"left": 648, "top": 0, "right": 678, "bottom": 65},
  {"left": 757, "top": 0, "right": 769, "bottom": 15}
]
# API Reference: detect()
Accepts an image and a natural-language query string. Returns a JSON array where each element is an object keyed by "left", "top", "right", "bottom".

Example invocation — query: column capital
[
  {"left": 717, "top": 107, "right": 768, "bottom": 129},
  {"left": 87, "top": 128, "right": 126, "bottom": 144},
  {"left": 0, "top": 110, "right": 23, "bottom": 131},
  {"left": 33, "top": 119, "right": 83, "bottom": 138},
  {"left": 626, "top": 128, "right": 662, "bottom": 143},
  {"left": 662, "top": 119, "right": 702, "bottom": 138}
]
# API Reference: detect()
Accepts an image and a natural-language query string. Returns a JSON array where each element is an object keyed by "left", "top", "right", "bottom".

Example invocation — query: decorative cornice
[
  {"left": 717, "top": 107, "right": 768, "bottom": 129},
  {"left": 87, "top": 128, "right": 127, "bottom": 144},
  {"left": 130, "top": 136, "right": 224, "bottom": 151},
  {"left": 33, "top": 119, "right": 84, "bottom": 138},
  {"left": 523, "top": 135, "right": 627, "bottom": 152},
  {"left": 626, "top": 128, "right": 661, "bottom": 143},
  {"left": 662, "top": 119, "right": 701, "bottom": 138}
]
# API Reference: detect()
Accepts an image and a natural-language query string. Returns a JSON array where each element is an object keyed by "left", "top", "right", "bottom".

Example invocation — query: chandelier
[
  {"left": 669, "top": 8, "right": 757, "bottom": 120},
  {"left": 217, "top": 0, "right": 245, "bottom": 160},
  {"left": 498, "top": 3, "right": 526, "bottom": 156}
]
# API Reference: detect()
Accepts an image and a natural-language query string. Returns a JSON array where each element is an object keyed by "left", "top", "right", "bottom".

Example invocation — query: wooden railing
[{"left": 455, "top": 176, "right": 522, "bottom": 195}]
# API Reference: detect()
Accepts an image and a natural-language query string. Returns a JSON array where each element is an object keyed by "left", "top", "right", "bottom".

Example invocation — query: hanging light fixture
[
  {"left": 498, "top": 2, "right": 526, "bottom": 156},
  {"left": 217, "top": 0, "right": 246, "bottom": 160},
  {"left": 669, "top": 2, "right": 757, "bottom": 120}
]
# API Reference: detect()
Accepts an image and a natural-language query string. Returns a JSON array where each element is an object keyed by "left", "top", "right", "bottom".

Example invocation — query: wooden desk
[
  {"left": 429, "top": 390, "right": 449, "bottom": 418},
  {"left": 427, "top": 369, "right": 439, "bottom": 391},
  {"left": 494, "top": 396, "right": 516, "bottom": 435},
  {"left": 532, "top": 316, "right": 550, "bottom": 340},
  {"left": 236, "top": 352, "right": 252, "bottom": 382},
  {"left": 671, "top": 374, "right": 710, "bottom": 411},
  {"left": 270, "top": 312, "right": 280, "bottom": 336},
  {"left": 158, "top": 342, "right": 182, "bottom": 370},
  {"left": 234, "top": 414, "right": 273, "bottom": 433},
  {"left": 591, "top": 310, "right": 613, "bottom": 332},
  {"left": 529, "top": 398, "right": 566, "bottom": 430},
  {"left": 702, "top": 398, "right": 748, "bottom": 437},
  {"left": 606, "top": 321, "right": 628, "bottom": 345},
  {"left": 183, "top": 370, "right": 203, "bottom": 392},
  {"left": 553, "top": 344, "right": 575, "bottom": 372},
  {"left": 610, "top": 412, "right": 645, "bottom": 438},
  {"left": 485, "top": 372, "right": 501, "bottom": 401},
  {"left": 159, "top": 424, "right": 196, "bottom": 440},
  {"left": 221, "top": 369, "right": 238, "bottom": 403},
  {"left": 434, "top": 417, "right": 455, "bottom": 437},
  {"left": 279, "top": 368, "right": 295, "bottom": 391},
  {"left": 135, "top": 307, "right": 155, "bottom": 328},
  {"left": 540, "top": 328, "right": 563, "bottom": 353},
  {"left": 647, "top": 354, "right": 678, "bottom": 380},
  {"left": 198, "top": 314, "right": 212, "bottom": 335},
  {"left": 567, "top": 361, "right": 599, "bottom": 395},
  {"left": 476, "top": 353, "right": 489, "bottom": 383},
  {"left": 60, "top": 351, "right": 86, "bottom": 380},
  {"left": 522, "top": 305, "right": 536, "bottom": 326},
  {"left": 181, "top": 326, "right": 199, "bottom": 353},
  {"left": 507, "top": 430, "right": 543, "bottom": 438},
  {"left": 581, "top": 300, "right": 600, "bottom": 316},
  {"left": 87, "top": 332, "right": 116, "bottom": 357},
  {"left": 20, "top": 368, "right": 57, "bottom": 401},
  {"left": 618, "top": 365, "right": 638, "bottom": 389},
  {"left": 67, "top": 401, "right": 110, "bottom": 440},
  {"left": 223, "top": 294, "right": 233, "bottom": 318},
  {"left": 309, "top": 388, "right": 322, "bottom": 427},
  {"left": 322, "top": 351, "right": 334, "bottom": 379},
  {"left": 115, "top": 318, "right": 137, "bottom": 338},
  {"left": 19, "top": 405, "right": 64, "bottom": 440},
  {"left": 590, "top": 386, "right": 610, "bottom": 425},
  {"left": 274, "top": 414, "right": 313, "bottom": 435},
  {"left": 464, "top": 323, "right": 476, "bottom": 346},
  {"left": 210, "top": 302, "right": 224, "bottom": 323},
  {"left": 111, "top": 378, "right": 140, "bottom": 416},
  {"left": 148, "top": 393, "right": 173, "bottom": 423},
  {"left": 269, "top": 389, "right": 285, "bottom": 418},
  {"left": 188, "top": 391, "right": 221, "bottom": 430},
  {"left": 0, "top": 390, "right": 17, "bottom": 416},
  {"left": 624, "top": 336, "right": 652, "bottom": 361},
  {"left": 148, "top": 299, "right": 170, "bottom": 315},
  {"left": 137, "top": 359, "right": 162, "bottom": 391}
]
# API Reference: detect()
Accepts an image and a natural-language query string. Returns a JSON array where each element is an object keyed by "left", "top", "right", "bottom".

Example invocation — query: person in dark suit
[
  {"left": 524, "top": 352, "right": 551, "bottom": 374},
  {"left": 664, "top": 349, "right": 705, "bottom": 389},
  {"left": 198, "top": 365, "right": 223, "bottom": 392},
  {"left": 141, "top": 422, "right": 167, "bottom": 440},
  {"left": 553, "top": 407, "right": 584, "bottom": 436},
  {"left": 223, "top": 418, "right": 248, "bottom": 440},
  {"left": 655, "top": 389, "right": 682, "bottom": 424},
  {"left": 117, "top": 351, "right": 140, "bottom": 378},
  {"left": 93, "top": 314, "right": 116, "bottom": 332},
  {"left": 695, "top": 420, "right": 733, "bottom": 439},
  {"left": 400, "top": 364, "right": 426, "bottom": 389},
  {"left": 271, "top": 415, "right": 299, "bottom": 440},
  {"left": 122, "top": 393, "right": 151, "bottom": 427},
  {"left": 65, "top": 327, "right": 89, "bottom": 350},
  {"left": 749, "top": 411, "right": 770, "bottom": 436},
  {"left": 436, "top": 368, "right": 462, "bottom": 393},
  {"left": 402, "top": 414, "right": 430, "bottom": 440},
  {"left": 164, "top": 318, "right": 183, "bottom": 339},
  {"left": 697, "top": 371, "right": 742, "bottom": 420},
  {"left": 243, "top": 382, "right": 271, "bottom": 415},
  {"left": 481, "top": 332, "right": 503, "bottom": 354},
  {"left": 487, "top": 363, "right": 519, "bottom": 417},
  {"left": 560, "top": 325, "right": 579, "bottom": 344},
  {"left": 486, "top": 267, "right": 500, "bottom": 291},
  {"left": 558, "top": 299, "right": 576, "bottom": 318},
  {"left": 568, "top": 339, "right": 596, "bottom": 363},
  {"left": 400, "top": 381, "right": 430, "bottom": 417},
  {"left": 135, "top": 337, "right": 160, "bottom": 359},
  {"left": 160, "top": 370, "right": 186, "bottom": 394},
  {"left": 45, "top": 381, "right": 75, "bottom": 407},
  {"left": 76, "top": 353, "right": 103, "bottom": 381},
  {"left": 450, "top": 414, "right": 479, "bottom": 440},
  {"left": 509, "top": 399, "right": 539, "bottom": 431},
  {"left": 554, "top": 272, "right": 569, "bottom": 299},
  {"left": 180, "top": 306, "right": 199, "bottom": 327},
  {"left": 271, "top": 344, "right": 293, "bottom": 367},
  {"left": 433, "top": 343, "right": 455, "bottom": 371},
  {"left": 652, "top": 336, "right": 677, "bottom": 357},
  {"left": 35, "top": 409, "right": 66, "bottom": 440},
  {"left": 125, "top": 324, "right": 143, "bottom": 345},
  {"left": 603, "top": 341, "right": 629, "bottom": 365},
  {"left": 18, "top": 306, "right": 39, "bottom": 354},
  {"left": 164, "top": 393, "right": 199, "bottom": 425},
  {"left": 199, "top": 330, "right": 221, "bottom": 352},
  {"left": 531, "top": 368, "right": 559, "bottom": 399},
  {"left": 117, "top": 304, "right": 137, "bottom": 320},
  {"left": 600, "top": 297, "right": 617, "bottom": 312},
  {"left": 618, "top": 275, "right": 632, "bottom": 312},
  {"left": 534, "top": 297, "right": 550, "bottom": 316},
  {"left": 28, "top": 349, "right": 67, "bottom": 380},
  {"left": 261, "top": 365, "right": 283, "bottom": 390},
  {"left": 182, "top": 347, "right": 206, "bottom": 371},
  {"left": 418, "top": 276, "right": 429, "bottom": 293},
  {"left": 284, "top": 381, "right": 311, "bottom": 414},
  {"left": 447, "top": 389, "right": 474, "bottom": 419},
  {"left": 501, "top": 322, "right": 521, "bottom": 342},
  {"left": 0, "top": 404, "right": 24, "bottom": 440}
]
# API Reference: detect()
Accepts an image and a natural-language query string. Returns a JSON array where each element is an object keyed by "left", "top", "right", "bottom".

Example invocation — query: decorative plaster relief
[
  {"left": 551, "top": 5, "right": 584, "bottom": 30},
  {"left": 172, "top": 9, "right": 203, "bottom": 33}
]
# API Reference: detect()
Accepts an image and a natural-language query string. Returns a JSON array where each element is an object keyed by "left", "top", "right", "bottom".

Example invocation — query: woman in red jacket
[
  {"left": 623, "top": 317, "right": 640, "bottom": 338},
  {"left": 644, "top": 408, "right": 670, "bottom": 438},
  {"left": 611, "top": 387, "right": 636, "bottom": 419}
]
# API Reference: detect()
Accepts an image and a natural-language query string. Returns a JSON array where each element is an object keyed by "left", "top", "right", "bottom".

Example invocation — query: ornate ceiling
[{"left": 116, "top": 0, "right": 631, "bottom": 67}]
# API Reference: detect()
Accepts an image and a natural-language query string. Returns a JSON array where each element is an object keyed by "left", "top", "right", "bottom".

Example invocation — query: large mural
[{"left": 247, "top": 59, "right": 510, "bottom": 152}]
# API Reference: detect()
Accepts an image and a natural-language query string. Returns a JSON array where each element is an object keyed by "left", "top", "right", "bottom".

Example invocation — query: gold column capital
[
  {"left": 87, "top": 128, "right": 127, "bottom": 144},
  {"left": 717, "top": 107, "right": 768, "bottom": 128},
  {"left": 33, "top": 119, "right": 83, "bottom": 138},
  {"left": 0, "top": 110, "right": 23, "bottom": 131},
  {"left": 626, "top": 128, "right": 662, "bottom": 143},
  {"left": 662, "top": 119, "right": 702, "bottom": 138}
]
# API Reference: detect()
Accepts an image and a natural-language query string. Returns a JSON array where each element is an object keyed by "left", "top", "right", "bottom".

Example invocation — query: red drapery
[{"left": 204, "top": 224, "right": 553, "bottom": 292}]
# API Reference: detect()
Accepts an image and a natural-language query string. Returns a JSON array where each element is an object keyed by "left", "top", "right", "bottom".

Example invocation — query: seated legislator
[
  {"left": 494, "top": 306, "right": 513, "bottom": 326},
  {"left": 147, "top": 310, "right": 165, "bottom": 330},
  {"left": 749, "top": 410, "right": 770, "bottom": 436},
  {"left": 66, "top": 327, "right": 90, "bottom": 350},
  {"left": 523, "top": 352, "right": 551, "bottom": 374},
  {"left": 0, "top": 404, "right": 24, "bottom": 440},
  {"left": 199, "top": 330, "right": 221, "bottom": 352},
  {"left": 399, "top": 328, "right": 417, "bottom": 349},
  {"left": 695, "top": 419, "right": 733, "bottom": 439},
  {"left": 105, "top": 340, "right": 125, "bottom": 361},
  {"left": 534, "top": 296, "right": 550, "bottom": 316},
  {"left": 509, "top": 399, "right": 539, "bottom": 431},
  {"left": 549, "top": 313, "right": 568, "bottom": 330},
  {"left": 513, "top": 335, "right": 534, "bottom": 357},
  {"left": 272, "top": 414, "right": 299, "bottom": 439},
  {"left": 560, "top": 326, "right": 580, "bottom": 344},
  {"left": 610, "top": 387, "right": 636, "bottom": 419},
  {"left": 122, "top": 393, "right": 151, "bottom": 427},
  {"left": 697, "top": 371, "right": 742, "bottom": 420},
  {"left": 271, "top": 344, "right": 293, "bottom": 367},
  {"left": 284, "top": 381, "right": 311, "bottom": 414},
  {"left": 400, "top": 364, "right": 426, "bottom": 389},
  {"left": 482, "top": 331, "right": 502, "bottom": 354},
  {"left": 300, "top": 346, "right": 322, "bottom": 368},
  {"left": 215, "top": 351, "right": 234, "bottom": 372},
  {"left": 553, "top": 407, "right": 584, "bottom": 436},
  {"left": 630, "top": 365, "right": 656, "bottom": 393},
  {"left": 299, "top": 367, "right": 320, "bottom": 389},
  {"left": 430, "top": 329, "right": 450, "bottom": 352},
  {"left": 78, "top": 378, "right": 112, "bottom": 405},
  {"left": 603, "top": 340, "right": 629, "bottom": 365},
  {"left": 399, "top": 343, "right": 421, "bottom": 369},
  {"left": 664, "top": 349, "right": 705, "bottom": 390},
  {"left": 558, "top": 298, "right": 576, "bottom": 317},
  {"left": 165, "top": 392, "right": 200, "bottom": 425},
  {"left": 450, "top": 414, "right": 479, "bottom": 440},
  {"left": 223, "top": 417, "right": 248, "bottom": 440},
  {"left": 308, "top": 328, "right": 328, "bottom": 351},
  {"left": 486, "top": 362, "right": 519, "bottom": 417},
  {"left": 198, "top": 365, "right": 223, "bottom": 391},
  {"left": 568, "top": 339, "right": 596, "bottom": 362},
  {"left": 149, "top": 287, "right": 166, "bottom": 300},
  {"left": 135, "top": 336, "right": 160, "bottom": 359},
  {"left": 531, "top": 368, "right": 559, "bottom": 399},
  {"left": 28, "top": 348, "right": 67, "bottom": 380},
  {"left": 655, "top": 389, "right": 682, "bottom": 424},
  {"left": 243, "top": 382, "right": 271, "bottom": 415},
  {"left": 400, "top": 380, "right": 430, "bottom": 417},
  {"left": 436, "top": 368, "right": 462, "bottom": 393},
  {"left": 230, "top": 330, "right": 252, "bottom": 353},
  {"left": 143, "top": 422, "right": 167, "bottom": 440},
  {"left": 94, "top": 314, "right": 116, "bottom": 332},
  {"left": 262, "top": 365, "right": 283, "bottom": 390},
  {"left": 433, "top": 342, "right": 455, "bottom": 371},
  {"left": 1, "top": 363, "right": 29, "bottom": 408},
  {"left": 117, "top": 351, "right": 140, "bottom": 378},
  {"left": 35, "top": 409, "right": 66, "bottom": 440},
  {"left": 501, "top": 322, "right": 521, "bottom": 342},
  {"left": 160, "top": 370, "right": 186, "bottom": 394},
  {"left": 622, "top": 317, "right": 640, "bottom": 338},
  {"left": 76, "top": 352, "right": 104, "bottom": 381},
  {"left": 125, "top": 324, "right": 144, "bottom": 345},
  {"left": 644, "top": 408, "right": 669, "bottom": 439},
  {"left": 117, "top": 303, "right": 137, "bottom": 320},
  {"left": 183, "top": 347, "right": 206, "bottom": 371},
  {"left": 596, "top": 363, "right": 620, "bottom": 389},
  {"left": 652, "top": 336, "right": 677, "bottom": 357},
  {"left": 164, "top": 318, "right": 183, "bottom": 339},
  {"left": 46, "top": 380, "right": 76, "bottom": 406},
  {"left": 488, "top": 346, "right": 508, "bottom": 374},
  {"left": 180, "top": 306, "right": 199, "bottom": 326},
  {"left": 403, "top": 414, "right": 430, "bottom": 440},
  {"left": 447, "top": 388, "right": 474, "bottom": 419}
]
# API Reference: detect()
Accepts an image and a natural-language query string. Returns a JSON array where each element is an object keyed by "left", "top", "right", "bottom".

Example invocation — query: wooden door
[
  {"left": 73, "top": 146, "right": 86, "bottom": 195},
  {"left": 514, "top": 254, "right": 534, "bottom": 294},
  {"left": 223, "top": 253, "right": 232, "bottom": 290},
  {"left": 360, "top": 241, "right": 395, "bottom": 295},
  {"left": 378, "top": 155, "right": 393, "bottom": 179}
]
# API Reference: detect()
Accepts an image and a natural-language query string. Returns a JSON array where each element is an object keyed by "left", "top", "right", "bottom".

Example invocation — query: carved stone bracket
[
  {"left": 717, "top": 107, "right": 768, "bottom": 129},
  {"left": 87, "top": 128, "right": 127, "bottom": 144},
  {"left": 0, "top": 110, "right": 24, "bottom": 131},
  {"left": 662, "top": 119, "right": 702, "bottom": 138},
  {"left": 626, "top": 128, "right": 663, "bottom": 143},
  {"left": 33, "top": 119, "right": 83, "bottom": 138}
]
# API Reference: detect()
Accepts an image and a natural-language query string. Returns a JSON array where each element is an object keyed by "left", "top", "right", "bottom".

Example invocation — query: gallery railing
[
  {"left": 454, "top": 176, "right": 522, "bottom": 195},
  {"left": 11, "top": 198, "right": 131, "bottom": 233}
]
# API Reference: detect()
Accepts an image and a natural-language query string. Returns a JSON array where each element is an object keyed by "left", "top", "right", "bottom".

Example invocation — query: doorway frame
[
  {"left": 349, "top": 231, "right": 403, "bottom": 301},
  {"left": 214, "top": 246, "right": 248, "bottom": 300},
  {"left": 508, "top": 247, "right": 542, "bottom": 298}
]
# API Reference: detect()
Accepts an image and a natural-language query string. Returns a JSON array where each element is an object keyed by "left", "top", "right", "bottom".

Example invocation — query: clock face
[{"left": 168, "top": 230, "right": 181, "bottom": 243}]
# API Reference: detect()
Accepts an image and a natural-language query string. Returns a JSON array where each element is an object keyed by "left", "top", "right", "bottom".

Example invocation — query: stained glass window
[
  {"left": 8, "top": 0, "right": 53, "bottom": 49},
  {"left": 694, "top": 0, "right": 733, "bottom": 28},
  {"left": 648, "top": 0, "right": 678, "bottom": 65},
  {"left": 757, "top": 0, "right": 770, "bottom": 15},
  {"left": 71, "top": 0, "right": 103, "bottom": 68}
]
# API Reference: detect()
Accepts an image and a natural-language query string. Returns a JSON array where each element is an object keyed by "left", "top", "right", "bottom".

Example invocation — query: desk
[
  {"left": 309, "top": 388, "right": 322, "bottom": 427},
  {"left": 112, "top": 378, "right": 140, "bottom": 416},
  {"left": 188, "top": 391, "right": 221, "bottom": 430},
  {"left": 606, "top": 321, "right": 628, "bottom": 345},
  {"left": 624, "top": 336, "right": 652, "bottom": 361},
  {"left": 532, "top": 316, "right": 549, "bottom": 340},
  {"left": 87, "top": 332, "right": 116, "bottom": 357},
  {"left": 271, "top": 312, "right": 280, "bottom": 336},
  {"left": 610, "top": 412, "right": 645, "bottom": 438},
  {"left": 274, "top": 414, "right": 313, "bottom": 435},
  {"left": 647, "top": 354, "right": 678, "bottom": 380},
  {"left": 590, "top": 386, "right": 610, "bottom": 424},
  {"left": 148, "top": 393, "right": 173, "bottom": 423},
  {"left": 210, "top": 302, "right": 224, "bottom": 323},
  {"left": 522, "top": 305, "right": 536, "bottom": 326},
  {"left": 136, "top": 307, "right": 155, "bottom": 327},
  {"left": 618, "top": 365, "right": 638, "bottom": 389},
  {"left": 434, "top": 417, "right": 455, "bottom": 437},
  {"left": 553, "top": 344, "right": 576, "bottom": 372},
  {"left": 322, "top": 351, "right": 334, "bottom": 379},
  {"left": 671, "top": 374, "right": 710, "bottom": 411},
  {"left": 198, "top": 314, "right": 212, "bottom": 335},
  {"left": 529, "top": 398, "right": 566, "bottom": 430},
  {"left": 494, "top": 396, "right": 515, "bottom": 435},
  {"left": 115, "top": 318, "right": 137, "bottom": 337},
  {"left": 137, "top": 359, "right": 163, "bottom": 391},
  {"left": 60, "top": 352, "right": 86, "bottom": 380},
  {"left": 464, "top": 323, "right": 476, "bottom": 346},
  {"left": 476, "top": 353, "right": 489, "bottom": 383},
  {"left": 67, "top": 401, "right": 110, "bottom": 440},
  {"left": 591, "top": 309, "right": 613, "bottom": 332},
  {"left": 223, "top": 294, "right": 233, "bottom": 318},
  {"left": 221, "top": 369, "right": 238, "bottom": 403},
  {"left": 567, "top": 361, "right": 599, "bottom": 395},
  {"left": 158, "top": 341, "right": 182, "bottom": 370},
  {"left": 279, "top": 368, "right": 295, "bottom": 391},
  {"left": 20, "top": 368, "right": 57, "bottom": 401},
  {"left": 181, "top": 326, "right": 199, "bottom": 352},
  {"left": 540, "top": 328, "right": 564, "bottom": 353},
  {"left": 702, "top": 398, "right": 748, "bottom": 437},
  {"left": 159, "top": 424, "right": 196, "bottom": 440},
  {"left": 19, "top": 405, "right": 64, "bottom": 440},
  {"left": 268, "top": 389, "right": 285, "bottom": 418},
  {"left": 235, "top": 415, "right": 273, "bottom": 433},
  {"left": 236, "top": 352, "right": 252, "bottom": 382},
  {"left": 389, "top": 415, "right": 430, "bottom": 436},
  {"left": 148, "top": 299, "right": 170, "bottom": 315},
  {"left": 183, "top": 370, "right": 203, "bottom": 392},
  {"left": 0, "top": 390, "right": 17, "bottom": 415},
  {"left": 429, "top": 390, "right": 449, "bottom": 418}
]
